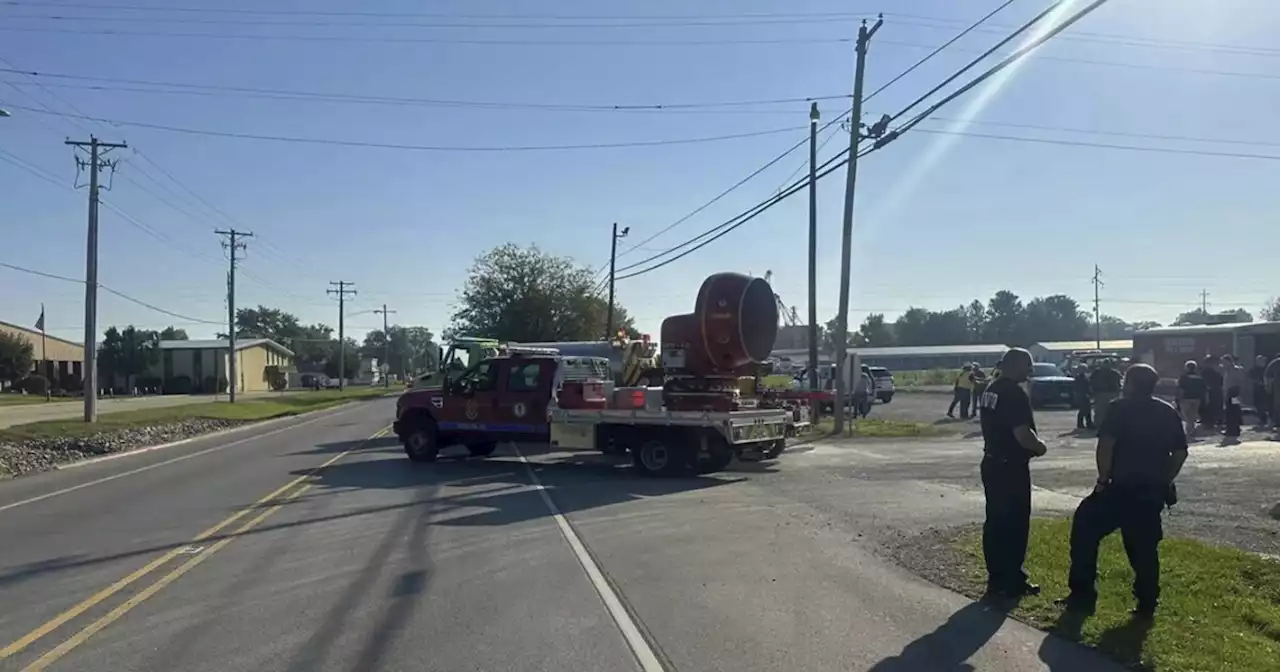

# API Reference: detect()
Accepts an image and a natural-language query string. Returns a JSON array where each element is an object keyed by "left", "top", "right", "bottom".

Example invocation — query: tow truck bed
[{"left": 550, "top": 407, "right": 788, "bottom": 444}]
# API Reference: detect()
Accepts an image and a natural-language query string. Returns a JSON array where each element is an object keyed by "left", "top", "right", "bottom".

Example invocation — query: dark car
[{"left": 1027, "top": 362, "right": 1076, "bottom": 408}]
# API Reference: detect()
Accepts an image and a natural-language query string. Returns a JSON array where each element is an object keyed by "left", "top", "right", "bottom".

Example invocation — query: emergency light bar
[{"left": 503, "top": 345, "right": 561, "bottom": 356}]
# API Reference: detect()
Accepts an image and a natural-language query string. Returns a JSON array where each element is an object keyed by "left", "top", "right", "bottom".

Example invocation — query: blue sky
[{"left": 1, "top": 0, "right": 1277, "bottom": 346}]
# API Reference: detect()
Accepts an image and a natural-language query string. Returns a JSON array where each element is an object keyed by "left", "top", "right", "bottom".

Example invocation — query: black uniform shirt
[
  {"left": 1098, "top": 397, "right": 1187, "bottom": 486},
  {"left": 1177, "top": 372, "right": 1206, "bottom": 401},
  {"left": 979, "top": 377, "right": 1035, "bottom": 461},
  {"left": 1090, "top": 368, "right": 1122, "bottom": 394}
]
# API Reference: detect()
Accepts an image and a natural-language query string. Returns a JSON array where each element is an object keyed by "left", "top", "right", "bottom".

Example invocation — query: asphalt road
[
  {"left": 0, "top": 392, "right": 293, "bottom": 429},
  {"left": 0, "top": 398, "right": 1125, "bottom": 671}
]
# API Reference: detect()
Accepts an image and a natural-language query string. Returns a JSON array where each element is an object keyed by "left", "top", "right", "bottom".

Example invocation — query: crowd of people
[{"left": 975, "top": 348, "right": 1280, "bottom": 621}]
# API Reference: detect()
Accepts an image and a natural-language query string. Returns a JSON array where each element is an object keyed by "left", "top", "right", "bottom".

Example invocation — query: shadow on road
[
  {"left": 1037, "top": 608, "right": 1146, "bottom": 671},
  {"left": 866, "top": 600, "right": 1013, "bottom": 671},
  {"left": 0, "top": 442, "right": 741, "bottom": 588}
]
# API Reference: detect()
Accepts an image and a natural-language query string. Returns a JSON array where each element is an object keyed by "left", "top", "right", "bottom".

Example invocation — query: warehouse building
[
  {"left": 145, "top": 338, "right": 294, "bottom": 394},
  {"left": 772, "top": 343, "right": 1010, "bottom": 372},
  {"left": 1029, "top": 339, "right": 1133, "bottom": 363},
  {"left": 0, "top": 319, "right": 85, "bottom": 389}
]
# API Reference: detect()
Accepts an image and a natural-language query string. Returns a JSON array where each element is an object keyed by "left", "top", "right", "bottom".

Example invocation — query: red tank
[{"left": 660, "top": 273, "right": 779, "bottom": 411}]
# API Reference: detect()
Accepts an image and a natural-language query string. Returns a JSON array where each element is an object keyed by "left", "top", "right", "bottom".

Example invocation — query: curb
[{"left": 53, "top": 397, "right": 386, "bottom": 471}]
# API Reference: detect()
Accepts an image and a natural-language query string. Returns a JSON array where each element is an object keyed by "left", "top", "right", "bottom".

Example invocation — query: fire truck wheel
[
  {"left": 633, "top": 432, "right": 693, "bottom": 478},
  {"left": 467, "top": 442, "right": 497, "bottom": 457},
  {"left": 700, "top": 441, "right": 734, "bottom": 474},
  {"left": 764, "top": 439, "right": 786, "bottom": 460},
  {"left": 403, "top": 419, "right": 440, "bottom": 463}
]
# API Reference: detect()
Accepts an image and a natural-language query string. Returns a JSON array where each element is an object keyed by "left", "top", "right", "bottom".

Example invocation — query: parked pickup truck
[{"left": 393, "top": 351, "right": 790, "bottom": 477}]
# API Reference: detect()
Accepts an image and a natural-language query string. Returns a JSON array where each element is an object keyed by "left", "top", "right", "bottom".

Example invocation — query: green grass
[
  {"left": 0, "top": 387, "right": 391, "bottom": 441},
  {"left": 0, "top": 395, "right": 76, "bottom": 407},
  {"left": 811, "top": 417, "right": 946, "bottom": 439},
  {"left": 953, "top": 518, "right": 1280, "bottom": 671}
]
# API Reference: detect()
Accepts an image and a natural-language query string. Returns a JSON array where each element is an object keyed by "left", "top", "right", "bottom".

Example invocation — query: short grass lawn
[
  {"left": 811, "top": 417, "right": 944, "bottom": 439},
  {"left": 0, "top": 387, "right": 390, "bottom": 441},
  {"left": 954, "top": 518, "right": 1280, "bottom": 671},
  {"left": 0, "top": 395, "right": 76, "bottom": 407}
]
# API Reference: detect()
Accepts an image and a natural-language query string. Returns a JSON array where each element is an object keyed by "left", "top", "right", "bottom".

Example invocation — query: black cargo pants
[
  {"left": 1067, "top": 483, "right": 1165, "bottom": 608},
  {"left": 981, "top": 455, "right": 1031, "bottom": 591}
]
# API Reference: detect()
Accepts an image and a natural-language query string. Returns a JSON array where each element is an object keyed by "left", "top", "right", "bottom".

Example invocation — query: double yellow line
[{"left": 1, "top": 426, "right": 390, "bottom": 671}]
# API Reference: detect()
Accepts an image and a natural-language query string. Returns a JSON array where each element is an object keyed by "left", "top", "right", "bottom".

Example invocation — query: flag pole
[{"left": 40, "top": 303, "right": 50, "bottom": 401}]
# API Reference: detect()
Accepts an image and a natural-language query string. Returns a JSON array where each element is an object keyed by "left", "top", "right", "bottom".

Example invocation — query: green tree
[
  {"left": 964, "top": 300, "right": 987, "bottom": 343},
  {"left": 449, "top": 243, "right": 638, "bottom": 342},
  {"left": 323, "top": 338, "right": 361, "bottom": 380},
  {"left": 361, "top": 325, "right": 437, "bottom": 377},
  {"left": 1173, "top": 307, "right": 1253, "bottom": 326},
  {"left": 1260, "top": 297, "right": 1280, "bottom": 322},
  {"left": 1021, "top": 294, "right": 1089, "bottom": 343},
  {"left": 0, "top": 331, "right": 34, "bottom": 385},
  {"left": 98, "top": 326, "right": 159, "bottom": 388},
  {"left": 159, "top": 326, "right": 189, "bottom": 340},
  {"left": 984, "top": 290, "right": 1024, "bottom": 344},
  {"left": 892, "top": 307, "right": 933, "bottom": 346},
  {"left": 853, "top": 313, "right": 894, "bottom": 347}
]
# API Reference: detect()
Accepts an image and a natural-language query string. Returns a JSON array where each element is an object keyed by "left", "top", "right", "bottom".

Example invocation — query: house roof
[
  {"left": 0, "top": 319, "right": 84, "bottom": 350},
  {"left": 159, "top": 338, "right": 294, "bottom": 356},
  {"left": 1136, "top": 321, "right": 1280, "bottom": 336},
  {"left": 1034, "top": 340, "right": 1133, "bottom": 352}
]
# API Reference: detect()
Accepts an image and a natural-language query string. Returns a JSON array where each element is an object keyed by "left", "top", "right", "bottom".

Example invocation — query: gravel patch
[
  {"left": 885, "top": 523, "right": 985, "bottom": 597},
  {"left": 0, "top": 418, "right": 249, "bottom": 478}
]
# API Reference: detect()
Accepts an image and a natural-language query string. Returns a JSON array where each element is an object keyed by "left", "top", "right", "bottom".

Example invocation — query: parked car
[
  {"left": 1027, "top": 362, "right": 1075, "bottom": 408},
  {"left": 868, "top": 366, "right": 895, "bottom": 403}
]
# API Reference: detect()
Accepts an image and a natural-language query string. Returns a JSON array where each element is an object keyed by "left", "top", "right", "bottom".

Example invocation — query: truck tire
[
  {"left": 700, "top": 442, "right": 734, "bottom": 474},
  {"left": 764, "top": 439, "right": 786, "bottom": 460},
  {"left": 632, "top": 431, "right": 694, "bottom": 478},
  {"left": 403, "top": 417, "right": 440, "bottom": 463},
  {"left": 467, "top": 442, "right": 497, "bottom": 458}
]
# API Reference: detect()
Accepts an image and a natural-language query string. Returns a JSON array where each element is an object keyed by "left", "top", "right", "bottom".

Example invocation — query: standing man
[
  {"left": 977, "top": 348, "right": 1048, "bottom": 598},
  {"left": 1090, "top": 359, "right": 1123, "bottom": 428},
  {"left": 1058, "top": 364, "right": 1188, "bottom": 617},
  {"left": 1248, "top": 355, "right": 1270, "bottom": 427},
  {"left": 1073, "top": 363, "right": 1094, "bottom": 430},
  {"left": 1267, "top": 354, "right": 1280, "bottom": 431},
  {"left": 1221, "top": 355, "right": 1245, "bottom": 440},
  {"left": 1200, "top": 355, "right": 1223, "bottom": 429},
  {"left": 1177, "top": 360, "right": 1205, "bottom": 439}
]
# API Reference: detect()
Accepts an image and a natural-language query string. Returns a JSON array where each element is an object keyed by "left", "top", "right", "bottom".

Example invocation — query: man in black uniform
[
  {"left": 978, "top": 348, "right": 1048, "bottom": 598},
  {"left": 1059, "top": 364, "right": 1188, "bottom": 617}
]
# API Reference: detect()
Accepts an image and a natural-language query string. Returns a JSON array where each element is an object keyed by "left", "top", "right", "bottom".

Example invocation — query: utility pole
[
  {"left": 327, "top": 281, "right": 357, "bottom": 390},
  {"left": 1200, "top": 289, "right": 1209, "bottom": 315},
  {"left": 807, "top": 102, "right": 821, "bottom": 397},
  {"left": 1091, "top": 265, "right": 1104, "bottom": 349},
  {"left": 606, "top": 223, "right": 629, "bottom": 339},
  {"left": 216, "top": 229, "right": 253, "bottom": 402},
  {"left": 66, "top": 135, "right": 126, "bottom": 423},
  {"left": 831, "top": 16, "right": 883, "bottom": 435},
  {"left": 373, "top": 304, "right": 397, "bottom": 388}
]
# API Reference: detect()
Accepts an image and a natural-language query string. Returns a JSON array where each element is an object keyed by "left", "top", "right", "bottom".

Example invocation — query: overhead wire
[
  {"left": 0, "top": 104, "right": 808, "bottom": 151},
  {"left": 611, "top": 0, "right": 1027, "bottom": 278},
  {"left": 613, "top": 0, "right": 1106, "bottom": 281},
  {"left": 0, "top": 260, "right": 223, "bottom": 324}
]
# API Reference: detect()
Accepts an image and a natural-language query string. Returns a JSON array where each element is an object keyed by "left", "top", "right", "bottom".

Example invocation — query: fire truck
[{"left": 392, "top": 272, "right": 791, "bottom": 477}]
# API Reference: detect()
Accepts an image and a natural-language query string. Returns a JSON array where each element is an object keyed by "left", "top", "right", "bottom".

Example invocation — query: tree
[
  {"left": 159, "top": 326, "right": 189, "bottom": 340},
  {"left": 1262, "top": 297, "right": 1280, "bottom": 322},
  {"left": 361, "top": 325, "right": 437, "bottom": 376},
  {"left": 853, "top": 313, "right": 894, "bottom": 347},
  {"left": 1095, "top": 315, "right": 1161, "bottom": 340},
  {"left": 984, "top": 290, "right": 1025, "bottom": 344},
  {"left": 1173, "top": 308, "right": 1253, "bottom": 326},
  {"left": 229, "top": 306, "right": 303, "bottom": 342},
  {"left": 449, "top": 243, "right": 637, "bottom": 342},
  {"left": 1021, "top": 295, "right": 1089, "bottom": 343},
  {"left": 964, "top": 300, "right": 987, "bottom": 343},
  {"left": 0, "top": 331, "right": 34, "bottom": 385},
  {"left": 323, "top": 338, "right": 362, "bottom": 380},
  {"left": 98, "top": 325, "right": 159, "bottom": 388}
]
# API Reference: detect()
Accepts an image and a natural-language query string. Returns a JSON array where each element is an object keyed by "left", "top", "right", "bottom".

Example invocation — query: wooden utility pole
[
  {"left": 807, "top": 103, "right": 821, "bottom": 396},
  {"left": 832, "top": 17, "right": 883, "bottom": 435},
  {"left": 327, "top": 281, "right": 357, "bottom": 390},
  {"left": 66, "top": 135, "right": 126, "bottom": 423},
  {"left": 1092, "top": 265, "right": 1104, "bottom": 349},
  {"left": 216, "top": 229, "right": 253, "bottom": 401},
  {"left": 373, "top": 304, "right": 397, "bottom": 387},
  {"left": 607, "top": 223, "right": 629, "bottom": 339}
]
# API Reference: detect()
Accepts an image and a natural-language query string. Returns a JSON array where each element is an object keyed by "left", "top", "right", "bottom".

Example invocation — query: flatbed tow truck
[{"left": 393, "top": 272, "right": 791, "bottom": 477}]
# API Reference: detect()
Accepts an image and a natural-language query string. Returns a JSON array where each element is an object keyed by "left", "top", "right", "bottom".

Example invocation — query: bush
[
  {"left": 21, "top": 374, "right": 48, "bottom": 396},
  {"left": 61, "top": 374, "right": 82, "bottom": 393},
  {"left": 203, "top": 375, "right": 229, "bottom": 394},
  {"left": 165, "top": 375, "right": 193, "bottom": 395}
]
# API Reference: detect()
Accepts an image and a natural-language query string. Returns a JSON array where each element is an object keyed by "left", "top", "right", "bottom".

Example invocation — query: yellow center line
[
  {"left": 22, "top": 483, "right": 315, "bottom": 672},
  {"left": 0, "top": 426, "right": 389, "bottom": 662}
]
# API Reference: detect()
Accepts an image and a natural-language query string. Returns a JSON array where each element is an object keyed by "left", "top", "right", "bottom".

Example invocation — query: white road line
[
  {"left": 513, "top": 444, "right": 666, "bottom": 672},
  {"left": 0, "top": 404, "right": 364, "bottom": 514}
]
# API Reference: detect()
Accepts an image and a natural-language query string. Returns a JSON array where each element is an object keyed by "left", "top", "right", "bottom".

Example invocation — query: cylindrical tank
[{"left": 661, "top": 272, "right": 779, "bottom": 375}]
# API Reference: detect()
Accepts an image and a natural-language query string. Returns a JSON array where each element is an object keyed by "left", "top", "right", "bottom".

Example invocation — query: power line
[
  {"left": 904, "top": 127, "right": 1280, "bottom": 161},
  {"left": 0, "top": 69, "right": 851, "bottom": 112},
  {"left": 0, "top": 104, "right": 806, "bottom": 151},
  {"left": 0, "top": 260, "right": 222, "bottom": 324},
  {"left": 0, "top": 3, "right": 879, "bottom": 20},
  {"left": 611, "top": 0, "right": 1023, "bottom": 277}
]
